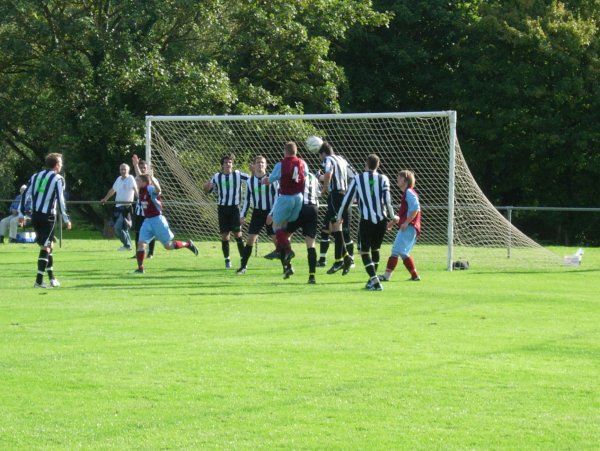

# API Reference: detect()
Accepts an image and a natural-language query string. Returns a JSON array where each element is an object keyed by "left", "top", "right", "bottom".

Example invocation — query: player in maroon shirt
[
  {"left": 134, "top": 175, "right": 198, "bottom": 273},
  {"left": 262, "top": 142, "right": 308, "bottom": 277}
]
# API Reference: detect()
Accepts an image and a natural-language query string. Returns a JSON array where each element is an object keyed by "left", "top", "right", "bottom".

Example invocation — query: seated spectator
[{"left": 1, "top": 185, "right": 31, "bottom": 243}]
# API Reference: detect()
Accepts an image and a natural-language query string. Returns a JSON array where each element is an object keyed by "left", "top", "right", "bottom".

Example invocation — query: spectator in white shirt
[{"left": 101, "top": 163, "right": 138, "bottom": 251}]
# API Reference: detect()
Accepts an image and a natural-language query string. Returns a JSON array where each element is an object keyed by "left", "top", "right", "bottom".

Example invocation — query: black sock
[
  {"left": 343, "top": 229, "right": 353, "bottom": 257},
  {"left": 37, "top": 249, "right": 49, "bottom": 284},
  {"left": 361, "top": 253, "right": 377, "bottom": 278},
  {"left": 241, "top": 245, "right": 253, "bottom": 267},
  {"left": 236, "top": 237, "right": 245, "bottom": 257},
  {"left": 221, "top": 240, "right": 230, "bottom": 259},
  {"left": 332, "top": 231, "right": 345, "bottom": 260},
  {"left": 307, "top": 247, "right": 317, "bottom": 274},
  {"left": 319, "top": 231, "right": 330, "bottom": 260},
  {"left": 148, "top": 239, "right": 156, "bottom": 256},
  {"left": 46, "top": 253, "right": 54, "bottom": 280},
  {"left": 372, "top": 249, "right": 380, "bottom": 272}
]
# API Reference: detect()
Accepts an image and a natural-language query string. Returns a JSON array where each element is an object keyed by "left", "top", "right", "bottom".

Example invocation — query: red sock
[
  {"left": 403, "top": 256, "right": 418, "bottom": 278},
  {"left": 386, "top": 256, "right": 399, "bottom": 272},
  {"left": 275, "top": 230, "right": 290, "bottom": 253},
  {"left": 172, "top": 240, "right": 187, "bottom": 249},
  {"left": 136, "top": 250, "right": 145, "bottom": 269}
]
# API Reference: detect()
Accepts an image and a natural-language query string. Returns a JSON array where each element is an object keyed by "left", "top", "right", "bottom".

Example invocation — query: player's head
[
  {"left": 137, "top": 174, "right": 151, "bottom": 189},
  {"left": 366, "top": 154, "right": 380, "bottom": 171},
  {"left": 20, "top": 184, "right": 27, "bottom": 194},
  {"left": 119, "top": 163, "right": 130, "bottom": 177},
  {"left": 45, "top": 153, "right": 63, "bottom": 171},
  {"left": 284, "top": 142, "right": 297, "bottom": 156},
  {"left": 397, "top": 170, "right": 415, "bottom": 189},
  {"left": 138, "top": 159, "right": 151, "bottom": 175},
  {"left": 253, "top": 155, "right": 267, "bottom": 175},
  {"left": 220, "top": 154, "right": 234, "bottom": 172},
  {"left": 318, "top": 142, "right": 334, "bottom": 157}
]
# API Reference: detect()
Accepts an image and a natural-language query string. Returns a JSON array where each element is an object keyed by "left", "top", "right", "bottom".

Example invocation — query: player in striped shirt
[
  {"left": 318, "top": 142, "right": 355, "bottom": 274},
  {"left": 336, "top": 154, "right": 397, "bottom": 291},
  {"left": 286, "top": 170, "right": 320, "bottom": 284},
  {"left": 237, "top": 155, "right": 279, "bottom": 275},
  {"left": 203, "top": 154, "right": 250, "bottom": 268},
  {"left": 18, "top": 153, "right": 72, "bottom": 288},
  {"left": 379, "top": 170, "right": 422, "bottom": 282}
]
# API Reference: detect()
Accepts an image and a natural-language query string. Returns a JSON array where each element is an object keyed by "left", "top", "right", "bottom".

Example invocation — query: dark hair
[
  {"left": 220, "top": 154, "right": 235, "bottom": 165},
  {"left": 319, "top": 142, "right": 333, "bottom": 156},
  {"left": 366, "top": 154, "right": 380, "bottom": 170},
  {"left": 45, "top": 153, "right": 62, "bottom": 169},
  {"left": 138, "top": 174, "right": 151, "bottom": 185}
]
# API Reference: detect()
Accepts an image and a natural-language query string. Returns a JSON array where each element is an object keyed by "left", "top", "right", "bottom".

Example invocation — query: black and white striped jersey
[
  {"left": 241, "top": 175, "right": 279, "bottom": 217},
  {"left": 20, "top": 169, "right": 70, "bottom": 222},
  {"left": 209, "top": 170, "right": 250, "bottom": 206},
  {"left": 322, "top": 154, "right": 354, "bottom": 192},
  {"left": 337, "top": 170, "right": 395, "bottom": 224},
  {"left": 303, "top": 172, "right": 319, "bottom": 206},
  {"left": 134, "top": 198, "right": 144, "bottom": 216}
]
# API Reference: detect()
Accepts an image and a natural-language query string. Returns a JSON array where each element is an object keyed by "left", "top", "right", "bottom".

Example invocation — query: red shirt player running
[
  {"left": 134, "top": 174, "right": 199, "bottom": 273},
  {"left": 262, "top": 142, "right": 307, "bottom": 274}
]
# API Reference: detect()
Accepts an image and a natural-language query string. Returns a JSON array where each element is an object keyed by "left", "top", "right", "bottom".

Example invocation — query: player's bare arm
[
  {"left": 132, "top": 154, "right": 141, "bottom": 176},
  {"left": 388, "top": 215, "right": 400, "bottom": 230},
  {"left": 203, "top": 181, "right": 214, "bottom": 193},
  {"left": 401, "top": 210, "right": 419, "bottom": 230}
]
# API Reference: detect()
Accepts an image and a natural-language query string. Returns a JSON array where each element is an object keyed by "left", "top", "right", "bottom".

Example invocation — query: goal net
[{"left": 146, "top": 112, "right": 560, "bottom": 269}]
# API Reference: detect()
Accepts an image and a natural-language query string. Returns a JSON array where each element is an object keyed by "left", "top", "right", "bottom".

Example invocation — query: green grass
[{"left": 1, "top": 234, "right": 599, "bottom": 449}]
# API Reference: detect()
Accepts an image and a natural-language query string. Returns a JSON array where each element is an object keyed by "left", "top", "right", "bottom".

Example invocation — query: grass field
[{"left": 1, "top": 232, "right": 599, "bottom": 449}]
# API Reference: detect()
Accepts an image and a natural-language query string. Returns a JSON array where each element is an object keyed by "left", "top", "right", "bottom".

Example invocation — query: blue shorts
[
  {"left": 271, "top": 193, "right": 303, "bottom": 226},
  {"left": 391, "top": 225, "right": 417, "bottom": 259},
  {"left": 139, "top": 215, "right": 174, "bottom": 245}
]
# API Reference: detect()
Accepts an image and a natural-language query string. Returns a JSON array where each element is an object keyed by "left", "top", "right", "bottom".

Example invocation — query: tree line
[{"left": 1, "top": 0, "right": 598, "bottom": 244}]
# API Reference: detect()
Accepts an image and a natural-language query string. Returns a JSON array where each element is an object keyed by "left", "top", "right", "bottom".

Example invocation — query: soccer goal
[{"left": 145, "top": 112, "right": 560, "bottom": 270}]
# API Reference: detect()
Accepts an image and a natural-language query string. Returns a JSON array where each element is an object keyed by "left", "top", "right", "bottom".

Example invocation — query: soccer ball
[{"left": 305, "top": 135, "right": 324, "bottom": 153}]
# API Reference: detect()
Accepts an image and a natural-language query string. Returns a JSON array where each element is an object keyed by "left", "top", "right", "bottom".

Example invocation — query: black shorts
[
  {"left": 358, "top": 219, "right": 387, "bottom": 253},
  {"left": 322, "top": 191, "right": 352, "bottom": 231},
  {"left": 288, "top": 204, "right": 318, "bottom": 238},
  {"left": 132, "top": 213, "right": 145, "bottom": 233},
  {"left": 32, "top": 211, "right": 56, "bottom": 247},
  {"left": 218, "top": 205, "right": 241, "bottom": 234},
  {"left": 248, "top": 209, "right": 274, "bottom": 236}
]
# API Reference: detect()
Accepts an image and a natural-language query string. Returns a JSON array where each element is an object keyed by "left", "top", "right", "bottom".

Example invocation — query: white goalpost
[{"left": 145, "top": 112, "right": 560, "bottom": 270}]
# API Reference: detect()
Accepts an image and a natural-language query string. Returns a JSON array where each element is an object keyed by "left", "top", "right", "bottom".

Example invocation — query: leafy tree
[
  {"left": 0, "top": 0, "right": 389, "bottom": 227},
  {"left": 340, "top": 0, "right": 600, "bottom": 244},
  {"left": 451, "top": 1, "right": 600, "bottom": 243}
]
